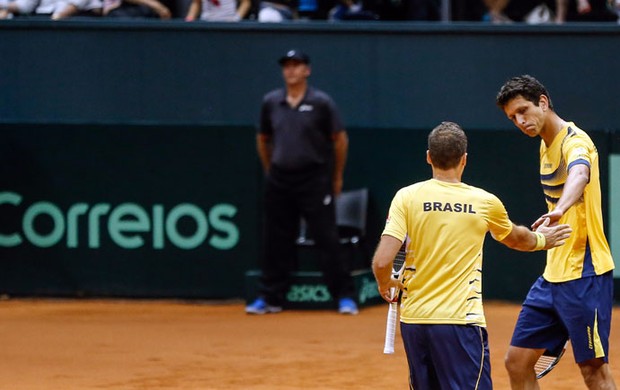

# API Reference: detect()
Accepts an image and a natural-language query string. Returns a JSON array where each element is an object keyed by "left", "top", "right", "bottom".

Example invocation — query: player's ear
[{"left": 539, "top": 95, "right": 549, "bottom": 111}]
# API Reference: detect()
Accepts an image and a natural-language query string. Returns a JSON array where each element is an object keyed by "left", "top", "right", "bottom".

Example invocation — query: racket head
[
  {"left": 391, "top": 242, "right": 407, "bottom": 280},
  {"left": 535, "top": 342, "right": 567, "bottom": 379}
]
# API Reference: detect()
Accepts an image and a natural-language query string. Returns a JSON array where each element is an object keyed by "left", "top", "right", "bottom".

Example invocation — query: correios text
[{"left": 0, "top": 192, "right": 239, "bottom": 250}]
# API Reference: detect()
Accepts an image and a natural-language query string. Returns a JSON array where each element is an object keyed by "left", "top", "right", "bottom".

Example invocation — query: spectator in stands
[
  {"left": 482, "top": 0, "right": 556, "bottom": 23},
  {"left": 103, "top": 0, "right": 171, "bottom": 18},
  {"left": 297, "top": 0, "right": 337, "bottom": 19},
  {"left": 328, "top": 0, "right": 378, "bottom": 20},
  {"left": 0, "top": 0, "right": 101, "bottom": 18},
  {"left": 556, "top": 0, "right": 618, "bottom": 22},
  {"left": 483, "top": 0, "right": 617, "bottom": 23},
  {"left": 184, "top": 0, "right": 250, "bottom": 20},
  {"left": 257, "top": 0, "right": 296, "bottom": 21}
]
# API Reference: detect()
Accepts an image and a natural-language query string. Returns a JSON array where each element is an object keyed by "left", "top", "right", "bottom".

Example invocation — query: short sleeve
[
  {"left": 382, "top": 189, "right": 408, "bottom": 242},
  {"left": 564, "top": 135, "right": 592, "bottom": 172},
  {"left": 486, "top": 194, "right": 513, "bottom": 242}
]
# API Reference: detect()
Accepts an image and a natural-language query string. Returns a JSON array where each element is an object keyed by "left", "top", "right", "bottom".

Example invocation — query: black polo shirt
[{"left": 259, "top": 86, "right": 344, "bottom": 174}]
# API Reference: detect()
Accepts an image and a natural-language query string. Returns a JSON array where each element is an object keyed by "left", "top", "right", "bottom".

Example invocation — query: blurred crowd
[{"left": 0, "top": 0, "right": 617, "bottom": 23}]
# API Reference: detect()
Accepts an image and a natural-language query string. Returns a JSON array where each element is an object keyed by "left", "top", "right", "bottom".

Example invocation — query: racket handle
[{"left": 383, "top": 301, "right": 398, "bottom": 354}]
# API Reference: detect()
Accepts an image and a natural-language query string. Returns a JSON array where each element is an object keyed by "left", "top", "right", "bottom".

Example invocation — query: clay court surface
[{"left": 0, "top": 299, "right": 618, "bottom": 389}]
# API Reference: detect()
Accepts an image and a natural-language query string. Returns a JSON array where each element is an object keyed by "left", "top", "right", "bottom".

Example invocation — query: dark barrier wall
[
  {"left": 1, "top": 21, "right": 620, "bottom": 130},
  {"left": 1, "top": 124, "right": 257, "bottom": 298},
  {"left": 1, "top": 21, "right": 618, "bottom": 300}
]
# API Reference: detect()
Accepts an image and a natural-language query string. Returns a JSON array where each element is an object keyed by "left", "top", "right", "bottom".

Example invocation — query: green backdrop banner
[
  {"left": 1, "top": 21, "right": 618, "bottom": 301},
  {"left": 0, "top": 124, "right": 613, "bottom": 301},
  {"left": 0, "top": 124, "right": 258, "bottom": 298}
]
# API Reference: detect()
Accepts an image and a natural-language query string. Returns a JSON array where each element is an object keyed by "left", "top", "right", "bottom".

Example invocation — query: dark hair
[
  {"left": 495, "top": 74, "right": 553, "bottom": 110},
  {"left": 428, "top": 121, "right": 467, "bottom": 170}
]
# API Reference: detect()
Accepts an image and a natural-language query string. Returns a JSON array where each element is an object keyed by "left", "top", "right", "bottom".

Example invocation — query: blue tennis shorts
[
  {"left": 510, "top": 271, "right": 614, "bottom": 363},
  {"left": 400, "top": 323, "right": 492, "bottom": 389}
]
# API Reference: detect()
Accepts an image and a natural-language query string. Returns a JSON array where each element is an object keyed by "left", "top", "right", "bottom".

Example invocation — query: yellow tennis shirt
[
  {"left": 382, "top": 179, "right": 513, "bottom": 327},
  {"left": 539, "top": 122, "right": 614, "bottom": 282}
]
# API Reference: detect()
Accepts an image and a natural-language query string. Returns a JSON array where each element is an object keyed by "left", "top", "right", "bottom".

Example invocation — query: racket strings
[
  {"left": 534, "top": 349, "right": 564, "bottom": 379},
  {"left": 534, "top": 355, "right": 557, "bottom": 373}
]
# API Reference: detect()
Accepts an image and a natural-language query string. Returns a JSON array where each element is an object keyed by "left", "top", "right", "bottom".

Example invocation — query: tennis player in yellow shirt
[
  {"left": 497, "top": 75, "right": 616, "bottom": 389},
  {"left": 372, "top": 121, "right": 572, "bottom": 389}
]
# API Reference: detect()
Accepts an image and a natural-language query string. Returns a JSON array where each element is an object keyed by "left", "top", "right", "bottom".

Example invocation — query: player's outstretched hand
[
  {"left": 535, "top": 217, "right": 572, "bottom": 250},
  {"left": 531, "top": 209, "right": 564, "bottom": 230}
]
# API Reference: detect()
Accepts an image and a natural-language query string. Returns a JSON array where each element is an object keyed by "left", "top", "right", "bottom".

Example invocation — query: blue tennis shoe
[
  {"left": 245, "top": 298, "right": 283, "bottom": 315},
  {"left": 338, "top": 298, "right": 359, "bottom": 315}
]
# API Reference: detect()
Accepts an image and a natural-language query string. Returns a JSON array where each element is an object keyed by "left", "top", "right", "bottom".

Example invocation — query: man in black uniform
[{"left": 246, "top": 49, "right": 358, "bottom": 315}]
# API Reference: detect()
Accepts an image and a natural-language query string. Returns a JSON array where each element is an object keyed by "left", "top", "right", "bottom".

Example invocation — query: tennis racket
[
  {"left": 535, "top": 342, "right": 567, "bottom": 379},
  {"left": 383, "top": 242, "right": 407, "bottom": 354}
]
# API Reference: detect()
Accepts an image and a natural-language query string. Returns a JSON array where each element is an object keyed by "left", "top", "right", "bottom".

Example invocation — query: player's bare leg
[
  {"left": 579, "top": 358, "right": 617, "bottom": 390},
  {"left": 505, "top": 345, "right": 543, "bottom": 390}
]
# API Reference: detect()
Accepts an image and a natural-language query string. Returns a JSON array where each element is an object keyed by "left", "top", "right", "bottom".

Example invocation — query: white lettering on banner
[{"left": 0, "top": 192, "right": 239, "bottom": 250}]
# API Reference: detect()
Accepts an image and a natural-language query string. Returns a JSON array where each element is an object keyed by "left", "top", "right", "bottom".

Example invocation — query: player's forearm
[
  {"left": 372, "top": 255, "right": 393, "bottom": 287},
  {"left": 553, "top": 167, "right": 589, "bottom": 215},
  {"left": 372, "top": 235, "right": 401, "bottom": 287},
  {"left": 501, "top": 225, "right": 544, "bottom": 252},
  {"left": 372, "top": 257, "right": 392, "bottom": 290},
  {"left": 501, "top": 222, "right": 571, "bottom": 252}
]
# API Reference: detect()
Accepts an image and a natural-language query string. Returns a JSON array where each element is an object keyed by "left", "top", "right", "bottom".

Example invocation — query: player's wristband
[{"left": 532, "top": 232, "right": 546, "bottom": 251}]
